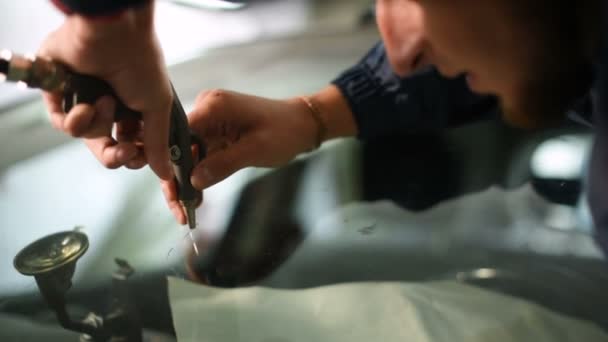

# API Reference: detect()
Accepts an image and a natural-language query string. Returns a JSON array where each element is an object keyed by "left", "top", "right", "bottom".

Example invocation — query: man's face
[{"left": 376, "top": 0, "right": 561, "bottom": 127}]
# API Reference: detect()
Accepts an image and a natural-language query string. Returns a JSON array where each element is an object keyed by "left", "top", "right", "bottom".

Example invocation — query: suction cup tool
[{"left": 14, "top": 231, "right": 88, "bottom": 276}]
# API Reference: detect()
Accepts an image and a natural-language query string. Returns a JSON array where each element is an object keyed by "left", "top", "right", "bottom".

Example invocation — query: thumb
[{"left": 190, "top": 139, "right": 256, "bottom": 190}]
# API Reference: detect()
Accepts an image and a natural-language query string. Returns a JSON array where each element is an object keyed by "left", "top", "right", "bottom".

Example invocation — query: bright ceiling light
[{"left": 531, "top": 135, "right": 590, "bottom": 179}]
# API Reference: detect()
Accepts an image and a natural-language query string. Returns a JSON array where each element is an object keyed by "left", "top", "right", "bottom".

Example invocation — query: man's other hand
[{"left": 39, "top": 2, "right": 173, "bottom": 180}]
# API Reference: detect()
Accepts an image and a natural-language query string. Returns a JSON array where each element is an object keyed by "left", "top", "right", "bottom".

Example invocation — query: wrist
[
  {"left": 51, "top": 0, "right": 151, "bottom": 17},
  {"left": 285, "top": 97, "right": 322, "bottom": 153},
  {"left": 288, "top": 85, "right": 357, "bottom": 152},
  {"left": 297, "top": 96, "right": 327, "bottom": 150},
  {"left": 289, "top": 86, "right": 358, "bottom": 152},
  {"left": 65, "top": 1, "right": 154, "bottom": 43},
  {"left": 308, "top": 85, "right": 358, "bottom": 142}
]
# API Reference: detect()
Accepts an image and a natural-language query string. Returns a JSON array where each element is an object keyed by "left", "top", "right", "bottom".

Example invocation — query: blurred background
[
  {"left": 0, "top": 0, "right": 606, "bottom": 340},
  {"left": 0, "top": 0, "right": 373, "bottom": 291}
]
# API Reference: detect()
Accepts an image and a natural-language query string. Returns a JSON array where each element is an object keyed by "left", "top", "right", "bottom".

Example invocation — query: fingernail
[
  {"left": 191, "top": 166, "right": 212, "bottom": 190},
  {"left": 96, "top": 96, "right": 115, "bottom": 118}
]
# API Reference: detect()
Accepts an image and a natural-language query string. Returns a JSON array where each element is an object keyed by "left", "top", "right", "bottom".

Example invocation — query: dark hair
[{"left": 511, "top": 0, "right": 603, "bottom": 127}]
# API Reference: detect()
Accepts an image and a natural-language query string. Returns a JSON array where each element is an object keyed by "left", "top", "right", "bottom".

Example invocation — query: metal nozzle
[
  {"left": 186, "top": 207, "right": 196, "bottom": 229},
  {"left": 0, "top": 49, "right": 66, "bottom": 91},
  {"left": 0, "top": 58, "right": 8, "bottom": 77},
  {"left": 0, "top": 50, "right": 12, "bottom": 82},
  {"left": 180, "top": 200, "right": 197, "bottom": 229}
]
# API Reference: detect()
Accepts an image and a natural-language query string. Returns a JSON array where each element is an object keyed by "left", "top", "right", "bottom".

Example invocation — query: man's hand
[
  {"left": 39, "top": 2, "right": 173, "bottom": 179},
  {"left": 161, "top": 89, "right": 329, "bottom": 224}
]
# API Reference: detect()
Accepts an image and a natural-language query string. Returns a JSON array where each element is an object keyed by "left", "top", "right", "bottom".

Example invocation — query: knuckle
[
  {"left": 209, "top": 89, "right": 227, "bottom": 98},
  {"left": 194, "top": 90, "right": 212, "bottom": 104},
  {"left": 204, "top": 89, "right": 229, "bottom": 110}
]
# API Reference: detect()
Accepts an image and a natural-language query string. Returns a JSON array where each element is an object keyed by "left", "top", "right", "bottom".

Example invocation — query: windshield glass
[{"left": 0, "top": 1, "right": 606, "bottom": 341}]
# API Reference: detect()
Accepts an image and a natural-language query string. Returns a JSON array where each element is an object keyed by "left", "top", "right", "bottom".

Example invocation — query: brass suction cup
[{"left": 14, "top": 231, "right": 89, "bottom": 276}]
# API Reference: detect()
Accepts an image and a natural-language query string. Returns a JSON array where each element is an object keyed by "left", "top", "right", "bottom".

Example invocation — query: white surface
[
  {"left": 299, "top": 185, "right": 602, "bottom": 257},
  {"left": 169, "top": 277, "right": 608, "bottom": 342}
]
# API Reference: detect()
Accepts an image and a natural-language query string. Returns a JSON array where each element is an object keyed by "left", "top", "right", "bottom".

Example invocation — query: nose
[{"left": 376, "top": 0, "right": 428, "bottom": 77}]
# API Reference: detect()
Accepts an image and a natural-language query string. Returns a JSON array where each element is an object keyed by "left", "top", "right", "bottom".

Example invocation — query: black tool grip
[
  {"left": 169, "top": 85, "right": 206, "bottom": 204},
  {"left": 62, "top": 72, "right": 142, "bottom": 121}
]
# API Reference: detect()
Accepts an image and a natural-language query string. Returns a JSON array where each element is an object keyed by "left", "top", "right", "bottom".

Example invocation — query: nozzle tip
[
  {"left": 0, "top": 59, "right": 8, "bottom": 77},
  {"left": 0, "top": 50, "right": 11, "bottom": 77},
  {"left": 186, "top": 207, "right": 197, "bottom": 229}
]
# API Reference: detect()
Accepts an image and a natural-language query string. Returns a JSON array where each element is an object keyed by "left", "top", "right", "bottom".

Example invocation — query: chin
[
  {"left": 501, "top": 107, "right": 537, "bottom": 129},
  {"left": 499, "top": 95, "right": 542, "bottom": 129},
  {"left": 500, "top": 99, "right": 564, "bottom": 130}
]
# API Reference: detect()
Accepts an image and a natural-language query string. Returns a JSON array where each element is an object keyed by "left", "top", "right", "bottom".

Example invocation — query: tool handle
[
  {"left": 62, "top": 71, "right": 143, "bottom": 121},
  {"left": 169, "top": 85, "right": 206, "bottom": 204}
]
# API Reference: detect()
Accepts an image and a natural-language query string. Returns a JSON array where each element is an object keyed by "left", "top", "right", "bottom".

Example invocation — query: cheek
[
  {"left": 423, "top": 19, "right": 473, "bottom": 68},
  {"left": 423, "top": 3, "right": 533, "bottom": 93},
  {"left": 376, "top": 3, "right": 403, "bottom": 65},
  {"left": 376, "top": 2, "right": 400, "bottom": 49}
]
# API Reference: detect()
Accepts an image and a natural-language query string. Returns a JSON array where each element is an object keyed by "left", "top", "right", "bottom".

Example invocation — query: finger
[
  {"left": 117, "top": 117, "right": 146, "bottom": 170},
  {"left": 42, "top": 92, "right": 66, "bottom": 130},
  {"left": 116, "top": 117, "right": 143, "bottom": 143},
  {"left": 190, "top": 137, "right": 256, "bottom": 190},
  {"left": 161, "top": 180, "right": 187, "bottom": 225},
  {"left": 44, "top": 94, "right": 116, "bottom": 139},
  {"left": 82, "top": 96, "right": 117, "bottom": 139},
  {"left": 63, "top": 103, "right": 96, "bottom": 137},
  {"left": 143, "top": 106, "right": 172, "bottom": 181},
  {"left": 84, "top": 137, "right": 139, "bottom": 169}
]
